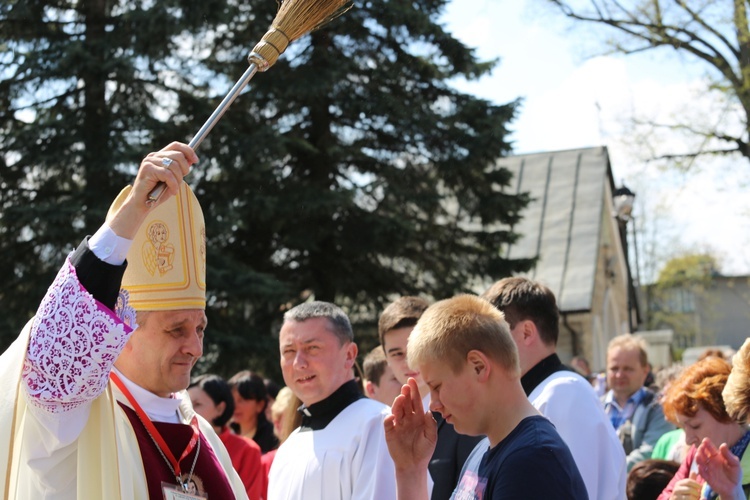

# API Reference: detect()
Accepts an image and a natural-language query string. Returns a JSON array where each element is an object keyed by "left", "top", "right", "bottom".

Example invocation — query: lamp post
[
  {"left": 613, "top": 185, "right": 637, "bottom": 332},
  {"left": 613, "top": 185, "right": 635, "bottom": 222}
]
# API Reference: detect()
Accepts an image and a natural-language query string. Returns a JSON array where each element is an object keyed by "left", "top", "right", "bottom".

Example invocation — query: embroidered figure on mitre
[{"left": 143, "top": 221, "right": 175, "bottom": 276}]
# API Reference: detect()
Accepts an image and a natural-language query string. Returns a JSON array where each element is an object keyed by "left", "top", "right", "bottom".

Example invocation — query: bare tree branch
[
  {"left": 651, "top": 147, "right": 742, "bottom": 160},
  {"left": 544, "top": 0, "right": 750, "bottom": 162}
]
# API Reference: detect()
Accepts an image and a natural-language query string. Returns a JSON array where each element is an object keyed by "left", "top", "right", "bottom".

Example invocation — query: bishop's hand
[{"left": 109, "top": 142, "right": 198, "bottom": 239}]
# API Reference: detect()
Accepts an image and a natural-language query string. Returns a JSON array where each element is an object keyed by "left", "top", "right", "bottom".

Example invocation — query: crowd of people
[{"left": 1, "top": 142, "right": 749, "bottom": 499}]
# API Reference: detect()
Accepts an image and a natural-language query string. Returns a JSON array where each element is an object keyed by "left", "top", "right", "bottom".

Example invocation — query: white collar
[{"left": 112, "top": 367, "right": 182, "bottom": 423}]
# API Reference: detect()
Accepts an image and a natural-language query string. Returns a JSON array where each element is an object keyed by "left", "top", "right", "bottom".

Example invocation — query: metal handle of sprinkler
[
  {"left": 146, "top": 29, "right": 285, "bottom": 205},
  {"left": 146, "top": 63, "right": 260, "bottom": 205}
]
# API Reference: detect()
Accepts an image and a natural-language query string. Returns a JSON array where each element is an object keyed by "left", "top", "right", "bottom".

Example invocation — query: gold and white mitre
[{"left": 107, "top": 182, "right": 206, "bottom": 317}]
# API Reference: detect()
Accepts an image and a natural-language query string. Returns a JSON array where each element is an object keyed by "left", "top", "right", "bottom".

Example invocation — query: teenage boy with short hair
[
  {"left": 482, "top": 277, "right": 627, "bottom": 499},
  {"left": 384, "top": 295, "right": 588, "bottom": 500}
]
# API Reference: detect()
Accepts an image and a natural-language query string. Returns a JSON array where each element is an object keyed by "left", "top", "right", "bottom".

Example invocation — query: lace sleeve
[{"left": 22, "top": 258, "right": 133, "bottom": 413}]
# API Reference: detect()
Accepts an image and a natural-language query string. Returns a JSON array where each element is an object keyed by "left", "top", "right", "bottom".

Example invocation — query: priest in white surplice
[
  {"left": 0, "top": 143, "right": 247, "bottom": 499},
  {"left": 481, "top": 277, "right": 628, "bottom": 500},
  {"left": 267, "top": 302, "right": 398, "bottom": 500}
]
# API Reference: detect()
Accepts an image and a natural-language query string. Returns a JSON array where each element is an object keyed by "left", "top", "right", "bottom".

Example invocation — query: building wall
[
  {"left": 646, "top": 275, "right": 750, "bottom": 351},
  {"left": 581, "top": 184, "right": 631, "bottom": 371},
  {"left": 707, "top": 276, "right": 750, "bottom": 348},
  {"left": 557, "top": 311, "right": 587, "bottom": 364}
]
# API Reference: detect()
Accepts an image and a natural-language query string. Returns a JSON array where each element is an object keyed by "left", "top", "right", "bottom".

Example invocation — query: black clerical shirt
[
  {"left": 520, "top": 353, "right": 574, "bottom": 397},
  {"left": 297, "top": 380, "right": 364, "bottom": 431}
]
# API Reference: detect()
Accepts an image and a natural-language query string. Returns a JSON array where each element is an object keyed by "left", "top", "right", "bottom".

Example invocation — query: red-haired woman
[
  {"left": 695, "top": 338, "right": 750, "bottom": 500},
  {"left": 657, "top": 356, "right": 750, "bottom": 500}
]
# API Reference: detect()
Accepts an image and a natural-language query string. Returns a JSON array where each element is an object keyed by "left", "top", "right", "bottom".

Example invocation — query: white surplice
[{"left": 267, "top": 398, "right": 397, "bottom": 500}]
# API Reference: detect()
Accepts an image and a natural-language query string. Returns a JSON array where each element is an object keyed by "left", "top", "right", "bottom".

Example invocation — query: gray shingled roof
[{"left": 497, "top": 146, "right": 613, "bottom": 312}]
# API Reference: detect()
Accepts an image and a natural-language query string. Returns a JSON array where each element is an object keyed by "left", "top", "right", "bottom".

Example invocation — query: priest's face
[
  {"left": 279, "top": 317, "right": 358, "bottom": 407},
  {"left": 116, "top": 309, "right": 206, "bottom": 397}
]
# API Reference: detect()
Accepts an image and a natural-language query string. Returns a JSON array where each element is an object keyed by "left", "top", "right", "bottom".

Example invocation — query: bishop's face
[
  {"left": 117, "top": 309, "right": 205, "bottom": 397},
  {"left": 279, "top": 317, "right": 357, "bottom": 407}
]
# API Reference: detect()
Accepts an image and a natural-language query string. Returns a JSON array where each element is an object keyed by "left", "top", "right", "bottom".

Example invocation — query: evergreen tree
[
  {"left": 0, "top": 0, "right": 233, "bottom": 339},
  {"left": 199, "top": 0, "right": 534, "bottom": 376},
  {"left": 1, "top": 0, "right": 534, "bottom": 379}
]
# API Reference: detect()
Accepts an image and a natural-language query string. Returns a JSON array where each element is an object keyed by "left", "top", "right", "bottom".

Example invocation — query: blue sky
[{"left": 440, "top": 0, "right": 750, "bottom": 280}]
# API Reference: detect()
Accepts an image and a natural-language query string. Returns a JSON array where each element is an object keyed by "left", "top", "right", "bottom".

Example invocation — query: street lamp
[
  {"left": 613, "top": 185, "right": 640, "bottom": 286},
  {"left": 613, "top": 184, "right": 638, "bottom": 332},
  {"left": 613, "top": 185, "right": 636, "bottom": 222}
]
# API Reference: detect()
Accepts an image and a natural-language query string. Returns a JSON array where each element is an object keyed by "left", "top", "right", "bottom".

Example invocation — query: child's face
[
  {"left": 370, "top": 364, "right": 403, "bottom": 407},
  {"left": 420, "top": 357, "right": 480, "bottom": 436}
]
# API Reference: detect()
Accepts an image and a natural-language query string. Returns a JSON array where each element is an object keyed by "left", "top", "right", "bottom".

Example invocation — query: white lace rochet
[{"left": 22, "top": 259, "right": 132, "bottom": 413}]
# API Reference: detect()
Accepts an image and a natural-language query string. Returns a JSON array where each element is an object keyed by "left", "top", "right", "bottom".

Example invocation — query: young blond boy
[{"left": 384, "top": 295, "right": 588, "bottom": 500}]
